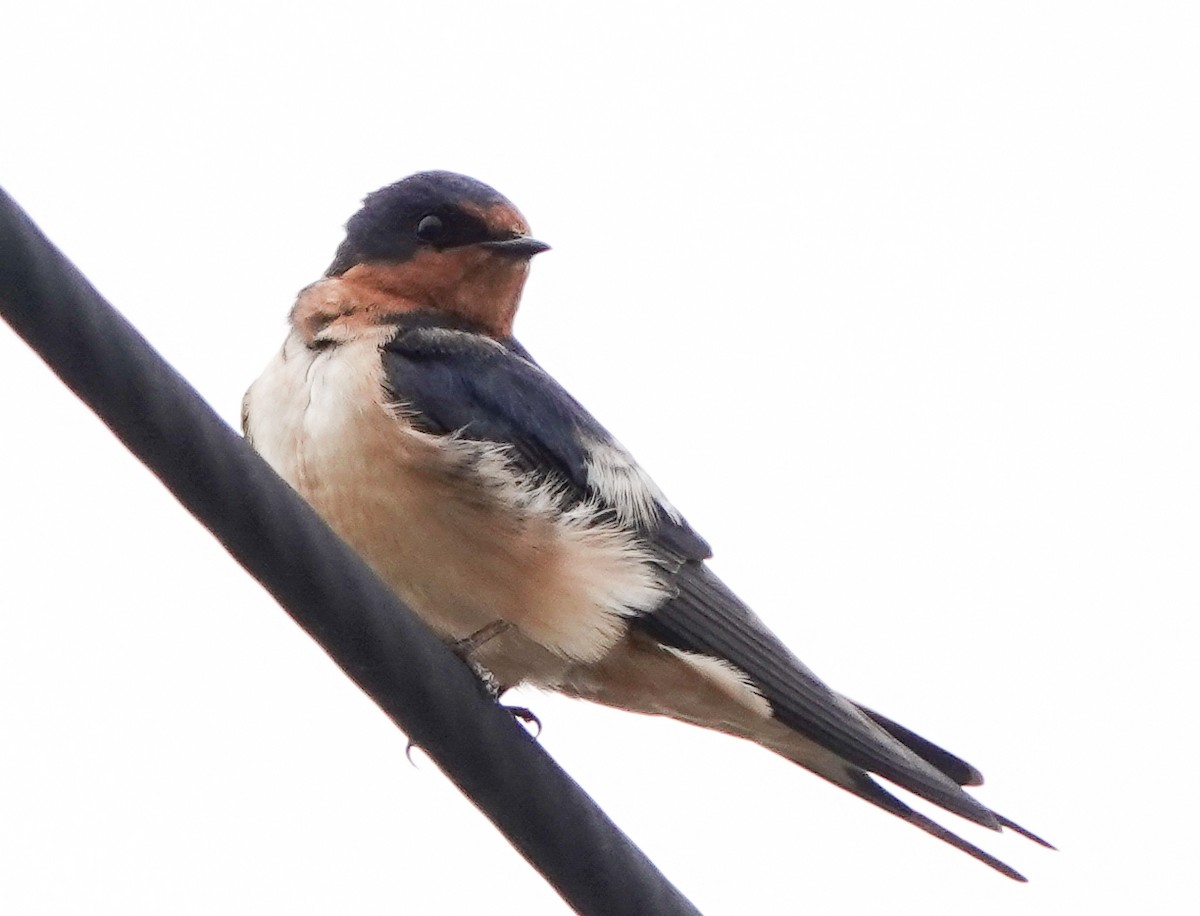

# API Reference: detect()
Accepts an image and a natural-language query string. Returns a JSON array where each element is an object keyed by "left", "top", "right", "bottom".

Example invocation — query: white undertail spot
[{"left": 661, "top": 646, "right": 773, "bottom": 719}]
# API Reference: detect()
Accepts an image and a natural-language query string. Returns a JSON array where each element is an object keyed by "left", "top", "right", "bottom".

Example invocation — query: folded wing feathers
[
  {"left": 641, "top": 564, "right": 1003, "bottom": 830},
  {"left": 383, "top": 317, "right": 1047, "bottom": 873},
  {"left": 849, "top": 701, "right": 985, "bottom": 787},
  {"left": 839, "top": 768, "right": 1029, "bottom": 881}
]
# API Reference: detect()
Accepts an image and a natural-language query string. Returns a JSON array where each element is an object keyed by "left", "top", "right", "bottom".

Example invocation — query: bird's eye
[{"left": 416, "top": 214, "right": 445, "bottom": 242}]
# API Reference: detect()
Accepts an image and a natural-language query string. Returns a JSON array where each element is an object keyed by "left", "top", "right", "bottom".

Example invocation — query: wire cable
[{"left": 0, "top": 186, "right": 701, "bottom": 916}]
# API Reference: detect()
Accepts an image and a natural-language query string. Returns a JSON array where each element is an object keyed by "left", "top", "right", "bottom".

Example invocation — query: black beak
[{"left": 479, "top": 235, "right": 552, "bottom": 258}]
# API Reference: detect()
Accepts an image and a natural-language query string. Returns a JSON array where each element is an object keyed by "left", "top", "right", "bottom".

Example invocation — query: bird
[{"left": 242, "top": 170, "right": 1049, "bottom": 880}]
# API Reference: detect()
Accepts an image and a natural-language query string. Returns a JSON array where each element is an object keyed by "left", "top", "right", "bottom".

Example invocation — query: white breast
[{"left": 243, "top": 329, "right": 668, "bottom": 688}]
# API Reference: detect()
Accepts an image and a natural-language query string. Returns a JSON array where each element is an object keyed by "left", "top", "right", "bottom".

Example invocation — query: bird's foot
[
  {"left": 405, "top": 622, "right": 541, "bottom": 763},
  {"left": 504, "top": 705, "right": 542, "bottom": 738},
  {"left": 453, "top": 622, "right": 541, "bottom": 733},
  {"left": 405, "top": 739, "right": 422, "bottom": 767},
  {"left": 404, "top": 700, "right": 542, "bottom": 764}
]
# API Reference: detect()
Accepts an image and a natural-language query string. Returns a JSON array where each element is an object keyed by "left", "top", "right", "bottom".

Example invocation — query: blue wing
[
  {"left": 379, "top": 311, "right": 1046, "bottom": 867},
  {"left": 381, "top": 310, "right": 711, "bottom": 561}
]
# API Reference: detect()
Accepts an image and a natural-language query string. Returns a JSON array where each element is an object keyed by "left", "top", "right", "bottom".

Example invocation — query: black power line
[{"left": 0, "top": 186, "right": 701, "bottom": 916}]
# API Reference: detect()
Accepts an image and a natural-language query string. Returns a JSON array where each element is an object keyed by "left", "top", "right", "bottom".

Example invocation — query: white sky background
[{"left": 2, "top": 2, "right": 1197, "bottom": 913}]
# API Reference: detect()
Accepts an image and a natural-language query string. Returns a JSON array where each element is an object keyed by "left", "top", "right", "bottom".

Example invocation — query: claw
[
  {"left": 403, "top": 705, "right": 539, "bottom": 768},
  {"left": 402, "top": 620, "right": 538, "bottom": 764},
  {"left": 505, "top": 705, "right": 542, "bottom": 738}
]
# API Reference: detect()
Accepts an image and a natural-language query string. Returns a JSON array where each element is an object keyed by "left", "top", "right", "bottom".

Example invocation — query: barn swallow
[{"left": 243, "top": 171, "right": 1049, "bottom": 879}]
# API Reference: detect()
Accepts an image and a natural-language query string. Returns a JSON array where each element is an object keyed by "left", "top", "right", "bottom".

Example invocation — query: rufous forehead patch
[{"left": 462, "top": 200, "right": 531, "bottom": 238}]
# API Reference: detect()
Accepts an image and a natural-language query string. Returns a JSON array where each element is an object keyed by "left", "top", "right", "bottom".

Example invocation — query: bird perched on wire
[{"left": 243, "top": 170, "right": 1049, "bottom": 880}]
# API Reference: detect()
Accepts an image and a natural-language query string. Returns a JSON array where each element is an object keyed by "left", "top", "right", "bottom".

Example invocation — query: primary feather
[
  {"left": 244, "top": 170, "right": 1047, "bottom": 882},
  {"left": 374, "top": 309, "right": 1045, "bottom": 877}
]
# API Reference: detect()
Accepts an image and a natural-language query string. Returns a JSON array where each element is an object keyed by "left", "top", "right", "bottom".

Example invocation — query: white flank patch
[
  {"left": 426, "top": 432, "right": 670, "bottom": 664},
  {"left": 584, "top": 436, "right": 682, "bottom": 529}
]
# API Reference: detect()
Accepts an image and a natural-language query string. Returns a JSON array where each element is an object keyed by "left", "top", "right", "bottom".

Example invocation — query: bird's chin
[{"left": 449, "top": 251, "right": 531, "bottom": 336}]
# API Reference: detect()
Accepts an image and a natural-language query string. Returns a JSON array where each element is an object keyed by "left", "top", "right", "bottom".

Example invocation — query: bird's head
[{"left": 326, "top": 171, "right": 549, "bottom": 336}]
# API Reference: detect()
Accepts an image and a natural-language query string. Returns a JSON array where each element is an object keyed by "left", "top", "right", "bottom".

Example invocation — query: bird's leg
[
  {"left": 406, "top": 620, "right": 541, "bottom": 762},
  {"left": 450, "top": 620, "right": 513, "bottom": 702},
  {"left": 451, "top": 619, "right": 512, "bottom": 658},
  {"left": 456, "top": 622, "right": 543, "bottom": 734},
  {"left": 453, "top": 620, "right": 542, "bottom": 737}
]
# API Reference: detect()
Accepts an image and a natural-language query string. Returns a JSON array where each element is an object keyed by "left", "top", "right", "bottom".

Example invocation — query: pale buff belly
[{"left": 243, "top": 329, "right": 666, "bottom": 688}]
